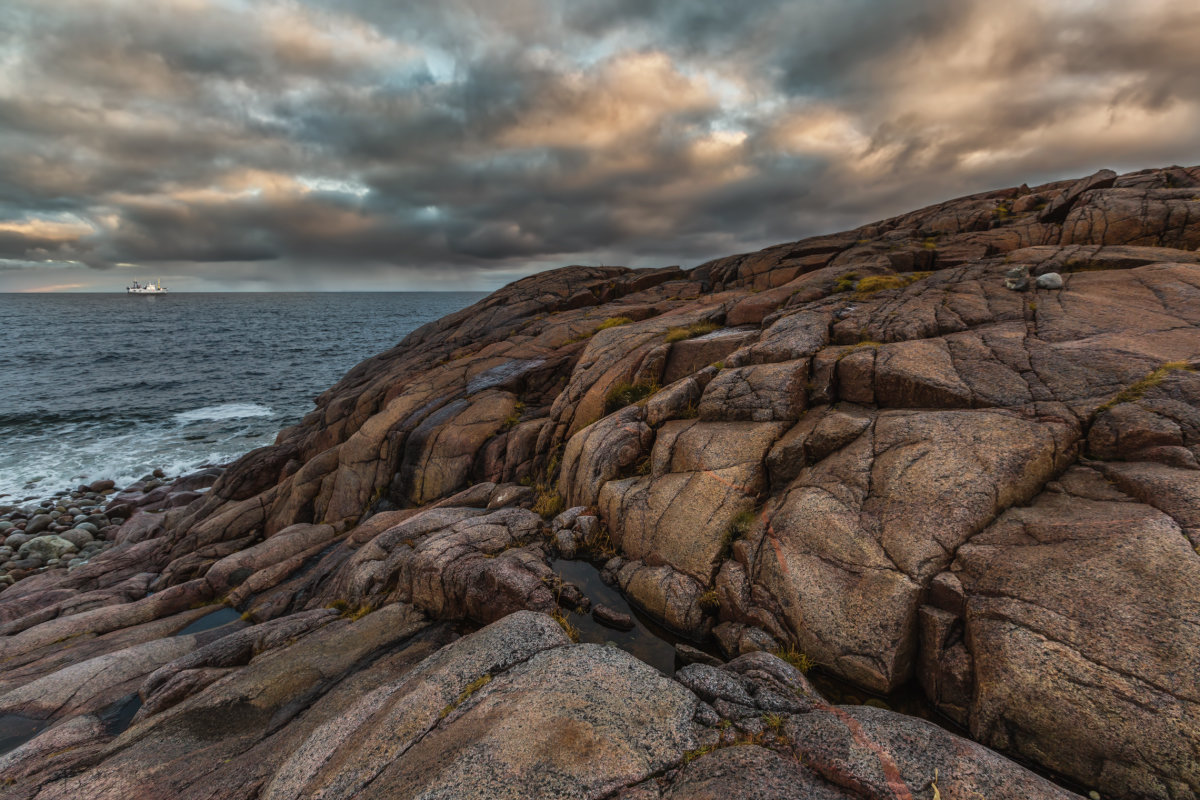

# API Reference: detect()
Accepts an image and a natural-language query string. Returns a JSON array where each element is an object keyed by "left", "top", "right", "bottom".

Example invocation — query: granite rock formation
[{"left": 2, "top": 165, "right": 1199, "bottom": 800}]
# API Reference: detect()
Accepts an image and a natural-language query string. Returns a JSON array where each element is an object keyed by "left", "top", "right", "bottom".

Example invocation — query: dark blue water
[{"left": 0, "top": 293, "right": 485, "bottom": 500}]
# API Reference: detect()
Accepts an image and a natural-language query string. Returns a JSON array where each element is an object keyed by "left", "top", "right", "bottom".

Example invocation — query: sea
[{"left": 0, "top": 292, "right": 486, "bottom": 502}]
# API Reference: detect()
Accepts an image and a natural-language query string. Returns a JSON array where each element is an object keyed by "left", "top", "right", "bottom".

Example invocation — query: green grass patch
[
  {"left": 596, "top": 316, "right": 633, "bottom": 331},
  {"left": 773, "top": 643, "right": 817, "bottom": 673},
  {"left": 551, "top": 609, "right": 580, "bottom": 642},
  {"left": 604, "top": 379, "right": 659, "bottom": 414},
  {"left": 855, "top": 272, "right": 932, "bottom": 295},
  {"left": 665, "top": 320, "right": 721, "bottom": 343},
  {"left": 532, "top": 486, "right": 565, "bottom": 519},
  {"left": 832, "top": 272, "right": 860, "bottom": 293},
  {"left": 1097, "top": 361, "right": 1195, "bottom": 413},
  {"left": 440, "top": 674, "right": 493, "bottom": 719},
  {"left": 582, "top": 524, "right": 618, "bottom": 559},
  {"left": 499, "top": 401, "right": 525, "bottom": 431}
]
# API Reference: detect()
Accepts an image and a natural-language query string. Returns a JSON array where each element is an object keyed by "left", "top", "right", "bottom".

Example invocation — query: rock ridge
[{"left": 2, "top": 164, "right": 1199, "bottom": 799}]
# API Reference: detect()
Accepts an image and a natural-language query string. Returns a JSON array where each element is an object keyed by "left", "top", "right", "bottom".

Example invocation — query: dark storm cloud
[{"left": 0, "top": 0, "right": 1196, "bottom": 290}]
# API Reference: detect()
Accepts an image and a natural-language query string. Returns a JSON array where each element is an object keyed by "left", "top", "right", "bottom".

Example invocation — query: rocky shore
[
  {"left": 1, "top": 165, "right": 1198, "bottom": 799},
  {"left": 0, "top": 469, "right": 222, "bottom": 587}
]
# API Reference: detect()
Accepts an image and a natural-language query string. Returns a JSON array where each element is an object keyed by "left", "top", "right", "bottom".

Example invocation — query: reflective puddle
[
  {"left": 173, "top": 606, "right": 242, "bottom": 637},
  {"left": 0, "top": 714, "right": 48, "bottom": 756},
  {"left": 551, "top": 558, "right": 715, "bottom": 676}
]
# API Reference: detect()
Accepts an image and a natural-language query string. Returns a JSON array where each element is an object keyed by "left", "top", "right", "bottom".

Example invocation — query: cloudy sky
[{"left": 1, "top": 0, "right": 1197, "bottom": 292}]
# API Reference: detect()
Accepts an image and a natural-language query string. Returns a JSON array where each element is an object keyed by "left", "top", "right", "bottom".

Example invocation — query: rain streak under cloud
[{"left": 1, "top": 0, "right": 1198, "bottom": 291}]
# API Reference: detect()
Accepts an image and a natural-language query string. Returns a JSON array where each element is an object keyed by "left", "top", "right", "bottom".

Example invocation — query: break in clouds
[{"left": 1, "top": 0, "right": 1198, "bottom": 290}]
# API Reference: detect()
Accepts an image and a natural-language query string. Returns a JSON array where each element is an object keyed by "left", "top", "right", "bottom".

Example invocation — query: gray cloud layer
[{"left": 1, "top": 0, "right": 1197, "bottom": 290}]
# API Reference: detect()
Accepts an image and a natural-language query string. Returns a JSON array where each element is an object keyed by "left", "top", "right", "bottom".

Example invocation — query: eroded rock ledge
[{"left": 2, "top": 165, "right": 1199, "bottom": 800}]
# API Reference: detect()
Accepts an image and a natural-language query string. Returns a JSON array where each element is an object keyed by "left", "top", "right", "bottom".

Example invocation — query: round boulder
[
  {"left": 4, "top": 532, "right": 32, "bottom": 549},
  {"left": 61, "top": 528, "right": 95, "bottom": 549},
  {"left": 1036, "top": 272, "right": 1064, "bottom": 290},
  {"left": 18, "top": 535, "right": 78, "bottom": 562},
  {"left": 25, "top": 514, "right": 53, "bottom": 535}
]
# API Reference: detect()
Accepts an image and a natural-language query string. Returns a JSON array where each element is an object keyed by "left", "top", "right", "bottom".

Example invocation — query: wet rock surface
[{"left": 3, "top": 165, "right": 1200, "bottom": 799}]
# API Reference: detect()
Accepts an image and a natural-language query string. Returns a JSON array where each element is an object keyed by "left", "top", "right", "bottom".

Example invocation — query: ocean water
[{"left": 0, "top": 292, "right": 485, "bottom": 501}]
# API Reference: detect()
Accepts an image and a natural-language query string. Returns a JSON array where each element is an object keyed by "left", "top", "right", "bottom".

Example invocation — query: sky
[{"left": 1, "top": 0, "right": 1198, "bottom": 292}]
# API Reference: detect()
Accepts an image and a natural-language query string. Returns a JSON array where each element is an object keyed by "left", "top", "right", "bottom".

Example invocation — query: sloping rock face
[
  {"left": 7, "top": 611, "right": 1075, "bottom": 800},
  {"left": 2, "top": 165, "right": 1199, "bottom": 800}
]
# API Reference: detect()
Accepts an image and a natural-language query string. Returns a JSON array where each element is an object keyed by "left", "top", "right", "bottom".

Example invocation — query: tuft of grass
[
  {"left": 683, "top": 743, "right": 718, "bottom": 763},
  {"left": 344, "top": 604, "right": 373, "bottom": 621},
  {"left": 834, "top": 339, "right": 883, "bottom": 362},
  {"left": 698, "top": 590, "right": 721, "bottom": 612},
  {"left": 728, "top": 509, "right": 756, "bottom": 540},
  {"left": 499, "top": 401, "right": 526, "bottom": 432},
  {"left": 532, "top": 487, "right": 565, "bottom": 519},
  {"left": 832, "top": 272, "right": 860, "bottom": 293},
  {"left": 617, "top": 453, "right": 653, "bottom": 480},
  {"left": 856, "top": 272, "right": 932, "bottom": 295},
  {"left": 719, "top": 509, "right": 757, "bottom": 560},
  {"left": 773, "top": 643, "right": 817, "bottom": 673},
  {"left": 762, "top": 713, "right": 786, "bottom": 735},
  {"left": 711, "top": 361, "right": 725, "bottom": 371},
  {"left": 596, "top": 316, "right": 633, "bottom": 331},
  {"left": 992, "top": 204, "right": 1012, "bottom": 219},
  {"left": 922, "top": 237, "right": 938, "bottom": 250},
  {"left": 604, "top": 380, "right": 659, "bottom": 414},
  {"left": 679, "top": 402, "right": 699, "bottom": 419},
  {"left": 568, "top": 316, "right": 635, "bottom": 344},
  {"left": 551, "top": 608, "right": 580, "bottom": 642},
  {"left": 583, "top": 525, "right": 618, "bottom": 558},
  {"left": 328, "top": 599, "right": 372, "bottom": 620},
  {"left": 1097, "top": 361, "right": 1195, "bottom": 414},
  {"left": 440, "top": 674, "right": 493, "bottom": 719},
  {"left": 665, "top": 321, "right": 721, "bottom": 343}
]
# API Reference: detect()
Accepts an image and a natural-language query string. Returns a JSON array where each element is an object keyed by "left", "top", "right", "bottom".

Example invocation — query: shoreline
[{"left": 0, "top": 466, "right": 223, "bottom": 589}]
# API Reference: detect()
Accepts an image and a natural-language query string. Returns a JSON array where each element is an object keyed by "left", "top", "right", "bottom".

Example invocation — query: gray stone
[
  {"left": 592, "top": 603, "right": 635, "bottom": 631},
  {"left": 25, "top": 514, "right": 52, "bottom": 535},
  {"left": 693, "top": 701, "right": 721, "bottom": 727},
  {"left": 676, "top": 663, "right": 756, "bottom": 707},
  {"left": 676, "top": 643, "right": 723, "bottom": 667},
  {"left": 574, "top": 514, "right": 600, "bottom": 541},
  {"left": 1, "top": 534, "right": 27, "bottom": 554},
  {"left": 554, "top": 529, "right": 578, "bottom": 559},
  {"left": 61, "top": 528, "right": 94, "bottom": 549},
  {"left": 1036, "top": 271, "right": 1064, "bottom": 289},
  {"left": 17, "top": 535, "right": 78, "bottom": 562},
  {"left": 551, "top": 506, "right": 585, "bottom": 531}
]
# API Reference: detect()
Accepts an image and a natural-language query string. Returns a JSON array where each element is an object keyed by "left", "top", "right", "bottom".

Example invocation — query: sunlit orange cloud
[
  {"left": 0, "top": 218, "right": 93, "bottom": 241},
  {"left": 497, "top": 52, "right": 716, "bottom": 150}
]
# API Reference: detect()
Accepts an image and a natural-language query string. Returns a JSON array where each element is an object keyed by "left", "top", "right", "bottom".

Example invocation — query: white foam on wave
[
  {"left": 174, "top": 403, "right": 274, "bottom": 423},
  {"left": 0, "top": 419, "right": 278, "bottom": 502}
]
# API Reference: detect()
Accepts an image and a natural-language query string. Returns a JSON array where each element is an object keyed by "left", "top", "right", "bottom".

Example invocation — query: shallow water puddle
[
  {"left": 551, "top": 558, "right": 707, "bottom": 676},
  {"left": 173, "top": 606, "right": 242, "bottom": 636},
  {"left": 0, "top": 714, "right": 48, "bottom": 756},
  {"left": 99, "top": 692, "right": 143, "bottom": 736}
]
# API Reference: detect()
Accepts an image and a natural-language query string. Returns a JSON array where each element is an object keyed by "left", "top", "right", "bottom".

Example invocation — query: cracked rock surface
[{"left": 2, "top": 165, "right": 1200, "bottom": 799}]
